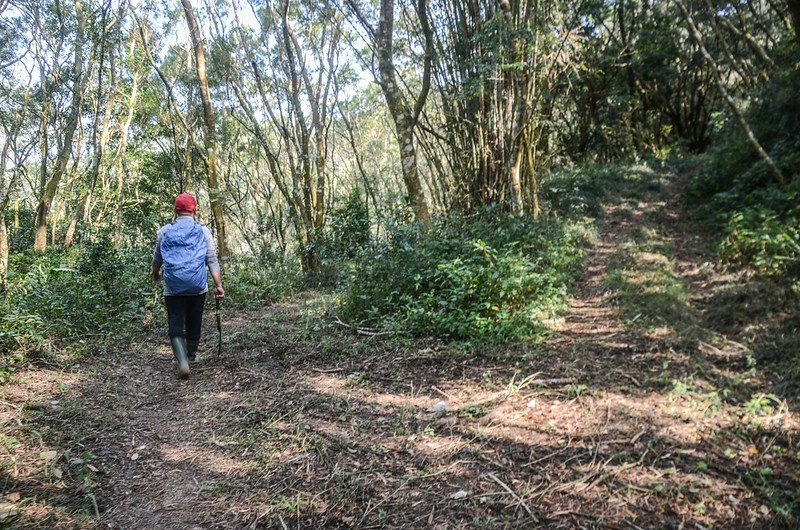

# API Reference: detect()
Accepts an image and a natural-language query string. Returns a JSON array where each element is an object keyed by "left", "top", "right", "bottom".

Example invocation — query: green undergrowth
[
  {"left": 223, "top": 257, "right": 300, "bottom": 309},
  {"left": 340, "top": 208, "right": 593, "bottom": 342},
  {"left": 684, "top": 53, "right": 800, "bottom": 392},
  {"left": 0, "top": 253, "right": 301, "bottom": 383},
  {"left": 688, "top": 52, "right": 800, "bottom": 283},
  {"left": 338, "top": 160, "right": 682, "bottom": 343},
  {"left": 0, "top": 236, "right": 160, "bottom": 382}
]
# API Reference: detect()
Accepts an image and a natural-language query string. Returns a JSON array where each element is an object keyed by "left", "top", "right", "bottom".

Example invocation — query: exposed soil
[{"left": 2, "top": 173, "right": 798, "bottom": 529}]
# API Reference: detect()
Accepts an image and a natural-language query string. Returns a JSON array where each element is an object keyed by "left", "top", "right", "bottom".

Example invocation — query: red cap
[{"left": 174, "top": 193, "right": 197, "bottom": 213}]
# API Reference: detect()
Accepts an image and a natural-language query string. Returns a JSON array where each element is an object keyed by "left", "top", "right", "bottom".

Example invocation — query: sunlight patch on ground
[
  {"left": 159, "top": 444, "right": 243, "bottom": 475},
  {"left": 305, "top": 373, "right": 434, "bottom": 411}
]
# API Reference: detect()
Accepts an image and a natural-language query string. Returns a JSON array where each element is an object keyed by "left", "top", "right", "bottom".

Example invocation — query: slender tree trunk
[
  {"left": 678, "top": 0, "right": 785, "bottom": 183},
  {"left": 65, "top": 4, "right": 113, "bottom": 249},
  {"left": 0, "top": 216, "right": 7, "bottom": 297},
  {"left": 180, "top": 0, "right": 228, "bottom": 259},
  {"left": 375, "top": 0, "right": 431, "bottom": 224},
  {"left": 0, "top": 136, "right": 11, "bottom": 296},
  {"left": 33, "top": 0, "right": 89, "bottom": 253},
  {"left": 113, "top": 73, "right": 138, "bottom": 244}
]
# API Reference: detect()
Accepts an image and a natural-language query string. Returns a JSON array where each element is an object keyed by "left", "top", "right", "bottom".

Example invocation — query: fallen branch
[
  {"left": 529, "top": 377, "right": 573, "bottom": 387},
  {"left": 358, "top": 477, "right": 412, "bottom": 526},
  {"left": 332, "top": 316, "right": 395, "bottom": 337},
  {"left": 621, "top": 373, "right": 641, "bottom": 387},
  {"left": 432, "top": 385, "right": 455, "bottom": 400},
  {"left": 523, "top": 438, "right": 573, "bottom": 467}
]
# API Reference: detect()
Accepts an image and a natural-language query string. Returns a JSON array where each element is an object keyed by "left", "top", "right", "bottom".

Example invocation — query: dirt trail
[{"left": 1, "top": 172, "right": 798, "bottom": 529}]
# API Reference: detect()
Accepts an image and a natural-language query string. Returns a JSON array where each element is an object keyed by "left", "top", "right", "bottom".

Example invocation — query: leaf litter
[{"left": 0, "top": 177, "right": 798, "bottom": 528}]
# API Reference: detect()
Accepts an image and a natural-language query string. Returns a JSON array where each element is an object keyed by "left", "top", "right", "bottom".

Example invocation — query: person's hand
[
  {"left": 152, "top": 270, "right": 162, "bottom": 283},
  {"left": 214, "top": 285, "right": 225, "bottom": 299}
]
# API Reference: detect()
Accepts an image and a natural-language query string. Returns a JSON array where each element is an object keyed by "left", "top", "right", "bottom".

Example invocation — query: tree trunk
[
  {"left": 0, "top": 216, "right": 7, "bottom": 299},
  {"left": 678, "top": 0, "right": 785, "bottom": 183},
  {"left": 33, "top": 0, "right": 89, "bottom": 253},
  {"left": 113, "top": 73, "right": 138, "bottom": 244},
  {"left": 376, "top": 0, "right": 431, "bottom": 224},
  {"left": 0, "top": 136, "right": 11, "bottom": 297},
  {"left": 66, "top": 5, "right": 113, "bottom": 250},
  {"left": 180, "top": 0, "right": 228, "bottom": 260}
]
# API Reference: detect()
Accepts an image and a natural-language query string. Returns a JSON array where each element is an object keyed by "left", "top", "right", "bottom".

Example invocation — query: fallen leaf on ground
[
  {"left": 0, "top": 503, "right": 19, "bottom": 522},
  {"left": 39, "top": 450, "right": 58, "bottom": 462},
  {"left": 450, "top": 490, "right": 471, "bottom": 500}
]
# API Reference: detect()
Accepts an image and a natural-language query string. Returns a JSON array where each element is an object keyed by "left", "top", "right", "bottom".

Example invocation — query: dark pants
[{"left": 165, "top": 294, "right": 206, "bottom": 341}]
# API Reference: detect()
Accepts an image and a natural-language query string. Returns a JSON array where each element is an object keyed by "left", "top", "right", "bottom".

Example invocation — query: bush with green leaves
[
  {"left": 223, "top": 256, "right": 300, "bottom": 309},
  {"left": 0, "top": 232, "right": 160, "bottom": 381},
  {"left": 689, "top": 46, "right": 800, "bottom": 280},
  {"left": 321, "top": 190, "right": 371, "bottom": 261},
  {"left": 313, "top": 189, "right": 371, "bottom": 286},
  {"left": 719, "top": 199, "right": 800, "bottom": 277},
  {"left": 341, "top": 209, "right": 590, "bottom": 341}
]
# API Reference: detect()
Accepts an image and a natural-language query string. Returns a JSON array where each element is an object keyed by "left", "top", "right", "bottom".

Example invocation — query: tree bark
[
  {"left": 113, "top": 70, "right": 138, "bottom": 244},
  {"left": 678, "top": 0, "right": 785, "bottom": 183},
  {"left": 375, "top": 0, "right": 431, "bottom": 224},
  {"left": 180, "top": 0, "right": 228, "bottom": 259},
  {"left": 0, "top": 135, "right": 12, "bottom": 296},
  {"left": 65, "top": 0, "right": 113, "bottom": 249},
  {"left": 33, "top": 0, "right": 90, "bottom": 253}
]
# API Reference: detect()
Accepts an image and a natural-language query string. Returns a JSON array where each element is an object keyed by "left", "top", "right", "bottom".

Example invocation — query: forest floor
[{"left": 2, "top": 166, "right": 799, "bottom": 529}]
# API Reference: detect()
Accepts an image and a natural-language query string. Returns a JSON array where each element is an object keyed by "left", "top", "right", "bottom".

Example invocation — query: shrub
[
  {"left": 0, "top": 232, "right": 161, "bottom": 379},
  {"left": 688, "top": 46, "right": 800, "bottom": 280},
  {"left": 340, "top": 209, "right": 590, "bottom": 341},
  {"left": 223, "top": 257, "right": 300, "bottom": 308},
  {"left": 313, "top": 189, "right": 371, "bottom": 286},
  {"left": 719, "top": 200, "right": 800, "bottom": 277}
]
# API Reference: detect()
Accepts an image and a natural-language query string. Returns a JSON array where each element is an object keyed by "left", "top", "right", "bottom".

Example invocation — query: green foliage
[
  {"left": 6, "top": 206, "right": 35, "bottom": 251},
  {"left": 0, "top": 231, "right": 160, "bottom": 380},
  {"left": 314, "top": 189, "right": 371, "bottom": 285},
  {"left": 223, "top": 257, "right": 300, "bottom": 309},
  {"left": 689, "top": 48, "right": 800, "bottom": 281},
  {"left": 719, "top": 200, "right": 800, "bottom": 276},
  {"left": 341, "top": 209, "right": 589, "bottom": 341},
  {"left": 323, "top": 190, "right": 371, "bottom": 261}
]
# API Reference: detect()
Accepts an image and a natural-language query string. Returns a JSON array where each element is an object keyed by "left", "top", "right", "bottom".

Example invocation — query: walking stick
[{"left": 215, "top": 297, "right": 222, "bottom": 357}]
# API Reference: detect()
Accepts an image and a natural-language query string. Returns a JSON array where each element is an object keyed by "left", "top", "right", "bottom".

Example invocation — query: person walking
[{"left": 151, "top": 193, "right": 224, "bottom": 379}]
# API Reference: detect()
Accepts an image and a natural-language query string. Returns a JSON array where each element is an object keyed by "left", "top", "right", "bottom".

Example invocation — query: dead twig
[
  {"left": 523, "top": 438, "right": 573, "bottom": 467},
  {"left": 487, "top": 472, "right": 539, "bottom": 523},
  {"left": 621, "top": 373, "right": 642, "bottom": 387},
  {"left": 358, "top": 477, "right": 412, "bottom": 526},
  {"left": 332, "top": 316, "right": 395, "bottom": 337},
  {"left": 529, "top": 377, "right": 573, "bottom": 387},
  {"left": 432, "top": 385, "right": 455, "bottom": 400}
]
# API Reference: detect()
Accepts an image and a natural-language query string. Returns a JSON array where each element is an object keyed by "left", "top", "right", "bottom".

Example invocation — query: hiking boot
[
  {"left": 187, "top": 339, "right": 200, "bottom": 364},
  {"left": 170, "top": 336, "right": 190, "bottom": 379}
]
